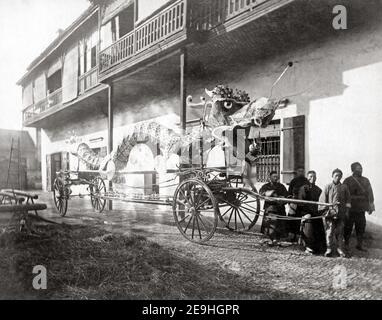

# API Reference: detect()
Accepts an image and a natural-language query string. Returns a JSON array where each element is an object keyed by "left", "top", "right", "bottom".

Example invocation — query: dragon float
[{"left": 68, "top": 63, "right": 294, "bottom": 180}]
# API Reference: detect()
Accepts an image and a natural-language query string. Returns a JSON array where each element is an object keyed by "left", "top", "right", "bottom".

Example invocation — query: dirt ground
[{"left": 1, "top": 191, "right": 381, "bottom": 300}]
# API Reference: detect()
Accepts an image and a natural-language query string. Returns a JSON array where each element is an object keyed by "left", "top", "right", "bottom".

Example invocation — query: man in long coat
[{"left": 343, "top": 162, "right": 375, "bottom": 252}]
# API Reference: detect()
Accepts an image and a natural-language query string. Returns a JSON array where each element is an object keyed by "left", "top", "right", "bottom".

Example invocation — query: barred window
[{"left": 256, "top": 136, "right": 281, "bottom": 183}]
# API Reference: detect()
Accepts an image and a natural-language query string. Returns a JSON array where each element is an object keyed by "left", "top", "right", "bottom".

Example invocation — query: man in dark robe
[
  {"left": 297, "top": 171, "right": 325, "bottom": 254},
  {"left": 288, "top": 167, "right": 309, "bottom": 198},
  {"left": 288, "top": 167, "right": 309, "bottom": 237},
  {"left": 343, "top": 162, "right": 375, "bottom": 252},
  {"left": 259, "top": 171, "right": 289, "bottom": 242}
]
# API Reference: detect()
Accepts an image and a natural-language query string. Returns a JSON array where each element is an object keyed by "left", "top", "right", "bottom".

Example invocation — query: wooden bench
[
  {"left": 0, "top": 191, "right": 25, "bottom": 204},
  {"left": 0, "top": 203, "right": 47, "bottom": 213},
  {"left": 2, "top": 189, "right": 39, "bottom": 203},
  {"left": 0, "top": 190, "right": 50, "bottom": 233}
]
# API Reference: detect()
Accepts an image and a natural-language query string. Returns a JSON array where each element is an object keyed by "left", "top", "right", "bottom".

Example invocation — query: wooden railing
[
  {"left": 23, "top": 104, "right": 35, "bottom": 123},
  {"left": 99, "top": 0, "right": 271, "bottom": 74},
  {"left": 79, "top": 67, "right": 99, "bottom": 94},
  {"left": 22, "top": 88, "right": 63, "bottom": 124},
  {"left": 99, "top": 0, "right": 187, "bottom": 73},
  {"left": 227, "top": 0, "right": 266, "bottom": 19},
  {"left": 100, "top": 31, "right": 135, "bottom": 72},
  {"left": 135, "top": 0, "right": 186, "bottom": 53},
  {"left": 190, "top": 0, "right": 268, "bottom": 30}
]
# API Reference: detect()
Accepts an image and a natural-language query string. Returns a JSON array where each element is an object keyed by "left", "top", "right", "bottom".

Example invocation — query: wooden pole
[
  {"left": 107, "top": 84, "right": 114, "bottom": 211},
  {"left": 179, "top": 48, "right": 188, "bottom": 218},
  {"left": 180, "top": 48, "right": 188, "bottom": 132}
]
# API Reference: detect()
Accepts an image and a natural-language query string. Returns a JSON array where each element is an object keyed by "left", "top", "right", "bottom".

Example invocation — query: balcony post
[
  {"left": 180, "top": 47, "right": 188, "bottom": 131},
  {"left": 36, "top": 128, "right": 42, "bottom": 188},
  {"left": 107, "top": 83, "right": 114, "bottom": 211}
]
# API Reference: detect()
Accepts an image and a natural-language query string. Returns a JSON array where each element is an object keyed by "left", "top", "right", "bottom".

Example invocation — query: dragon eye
[{"left": 224, "top": 101, "right": 233, "bottom": 109}]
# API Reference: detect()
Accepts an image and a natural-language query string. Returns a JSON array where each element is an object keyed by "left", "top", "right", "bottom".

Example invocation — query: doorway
[{"left": 50, "top": 153, "right": 62, "bottom": 191}]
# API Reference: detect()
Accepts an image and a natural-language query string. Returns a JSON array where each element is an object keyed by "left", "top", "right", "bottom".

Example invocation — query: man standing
[
  {"left": 288, "top": 167, "right": 309, "bottom": 198},
  {"left": 259, "top": 171, "right": 289, "bottom": 242},
  {"left": 288, "top": 167, "right": 309, "bottom": 238},
  {"left": 319, "top": 169, "right": 351, "bottom": 257},
  {"left": 297, "top": 171, "right": 325, "bottom": 254},
  {"left": 343, "top": 162, "right": 375, "bottom": 252}
]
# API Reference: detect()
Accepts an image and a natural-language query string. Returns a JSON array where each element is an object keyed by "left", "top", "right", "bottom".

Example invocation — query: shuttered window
[
  {"left": 62, "top": 44, "right": 79, "bottom": 103},
  {"left": 22, "top": 82, "right": 33, "bottom": 108},
  {"left": 281, "top": 115, "right": 305, "bottom": 184},
  {"left": 33, "top": 73, "right": 47, "bottom": 103}
]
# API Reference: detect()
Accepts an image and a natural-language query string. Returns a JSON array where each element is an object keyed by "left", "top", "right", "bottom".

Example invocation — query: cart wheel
[
  {"left": 173, "top": 179, "right": 218, "bottom": 244},
  {"left": 53, "top": 178, "right": 68, "bottom": 217},
  {"left": 219, "top": 187, "right": 260, "bottom": 231},
  {"left": 90, "top": 176, "right": 107, "bottom": 213}
]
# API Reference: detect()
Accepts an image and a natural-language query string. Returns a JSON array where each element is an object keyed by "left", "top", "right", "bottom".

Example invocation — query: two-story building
[{"left": 19, "top": 0, "right": 382, "bottom": 224}]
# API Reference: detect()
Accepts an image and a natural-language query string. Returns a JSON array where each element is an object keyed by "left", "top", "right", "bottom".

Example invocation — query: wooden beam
[
  {"left": 107, "top": 84, "right": 114, "bottom": 211},
  {"left": 180, "top": 48, "right": 188, "bottom": 131},
  {"left": 0, "top": 204, "right": 47, "bottom": 213},
  {"left": 2, "top": 190, "right": 38, "bottom": 200}
]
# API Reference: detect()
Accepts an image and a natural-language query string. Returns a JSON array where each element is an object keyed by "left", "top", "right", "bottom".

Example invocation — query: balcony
[
  {"left": 79, "top": 67, "right": 99, "bottom": 94},
  {"left": 99, "top": 0, "right": 187, "bottom": 75},
  {"left": 23, "top": 67, "right": 101, "bottom": 126},
  {"left": 99, "top": 0, "right": 273, "bottom": 77},
  {"left": 23, "top": 88, "right": 63, "bottom": 124}
]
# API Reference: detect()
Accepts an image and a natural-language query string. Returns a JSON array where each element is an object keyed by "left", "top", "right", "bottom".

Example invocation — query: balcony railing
[
  {"left": 22, "top": 88, "right": 62, "bottom": 124},
  {"left": 227, "top": 0, "right": 266, "bottom": 19},
  {"left": 100, "top": 31, "right": 135, "bottom": 73},
  {"left": 99, "top": 0, "right": 187, "bottom": 73},
  {"left": 135, "top": 0, "right": 186, "bottom": 53},
  {"left": 190, "top": 0, "right": 268, "bottom": 30},
  {"left": 79, "top": 67, "right": 99, "bottom": 94},
  {"left": 23, "top": 104, "right": 35, "bottom": 123},
  {"left": 99, "top": 0, "right": 270, "bottom": 74}
]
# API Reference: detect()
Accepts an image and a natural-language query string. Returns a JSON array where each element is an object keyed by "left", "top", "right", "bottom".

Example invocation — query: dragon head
[{"left": 205, "top": 85, "right": 250, "bottom": 113}]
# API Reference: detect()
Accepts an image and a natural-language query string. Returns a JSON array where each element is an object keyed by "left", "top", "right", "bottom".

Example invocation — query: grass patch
[{"left": 0, "top": 224, "right": 289, "bottom": 300}]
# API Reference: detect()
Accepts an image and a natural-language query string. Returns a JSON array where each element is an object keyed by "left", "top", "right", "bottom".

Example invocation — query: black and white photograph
[{"left": 0, "top": 0, "right": 381, "bottom": 305}]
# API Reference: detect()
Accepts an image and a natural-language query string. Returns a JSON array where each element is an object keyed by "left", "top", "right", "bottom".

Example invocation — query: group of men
[{"left": 254, "top": 162, "right": 375, "bottom": 258}]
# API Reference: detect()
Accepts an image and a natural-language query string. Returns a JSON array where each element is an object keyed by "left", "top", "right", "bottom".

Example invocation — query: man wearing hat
[{"left": 343, "top": 162, "right": 375, "bottom": 252}]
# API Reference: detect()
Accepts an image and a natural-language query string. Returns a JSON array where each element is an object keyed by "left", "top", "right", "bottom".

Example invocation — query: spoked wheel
[
  {"left": 173, "top": 179, "right": 218, "bottom": 244},
  {"left": 53, "top": 178, "right": 68, "bottom": 217},
  {"left": 90, "top": 176, "right": 107, "bottom": 213},
  {"left": 219, "top": 188, "right": 261, "bottom": 231}
]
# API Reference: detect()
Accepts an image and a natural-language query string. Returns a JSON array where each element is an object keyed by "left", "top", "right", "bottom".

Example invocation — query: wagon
[
  {"left": 52, "top": 170, "right": 107, "bottom": 217},
  {"left": 52, "top": 166, "right": 262, "bottom": 243},
  {"left": 52, "top": 164, "right": 336, "bottom": 244}
]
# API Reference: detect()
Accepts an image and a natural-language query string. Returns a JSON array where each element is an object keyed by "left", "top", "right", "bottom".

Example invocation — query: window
[
  {"left": 258, "top": 136, "right": 281, "bottom": 156},
  {"left": 118, "top": 5, "right": 134, "bottom": 37},
  {"left": 47, "top": 70, "right": 62, "bottom": 94},
  {"left": 79, "top": 30, "right": 98, "bottom": 75},
  {"left": 136, "top": 0, "right": 168, "bottom": 22},
  {"left": 254, "top": 121, "right": 281, "bottom": 182},
  {"left": 79, "top": 39, "right": 85, "bottom": 75},
  {"left": 100, "top": 4, "right": 135, "bottom": 50}
]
